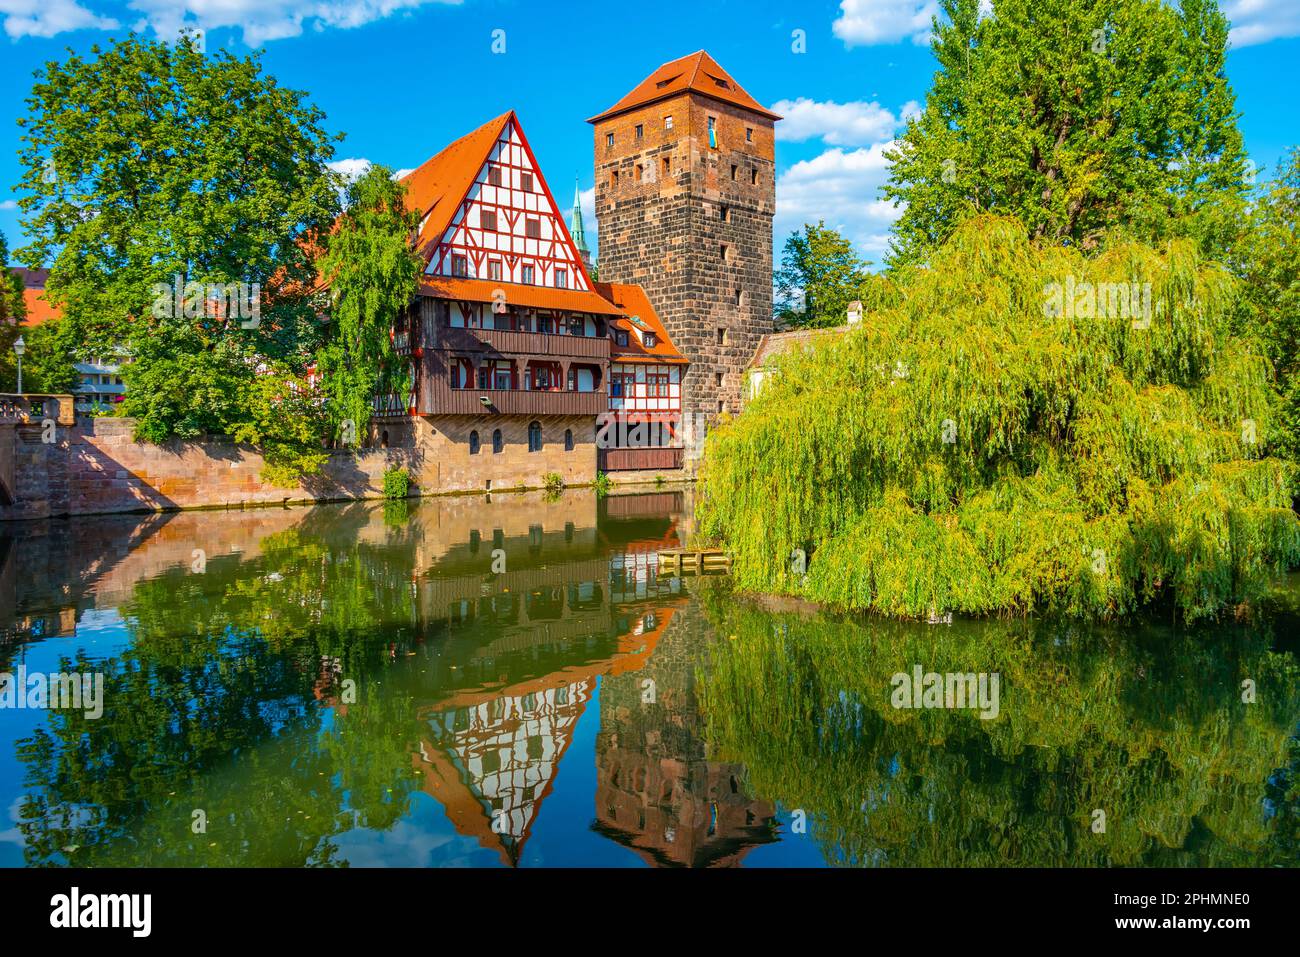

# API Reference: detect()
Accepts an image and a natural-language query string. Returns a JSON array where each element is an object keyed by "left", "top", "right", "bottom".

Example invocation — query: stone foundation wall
[{"left": 0, "top": 413, "right": 618, "bottom": 520}]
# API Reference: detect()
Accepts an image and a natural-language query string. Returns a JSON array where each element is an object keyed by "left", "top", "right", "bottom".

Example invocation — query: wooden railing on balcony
[
  {"left": 597, "top": 446, "right": 685, "bottom": 471},
  {"left": 435, "top": 325, "right": 610, "bottom": 360},
  {"left": 429, "top": 385, "right": 609, "bottom": 416}
]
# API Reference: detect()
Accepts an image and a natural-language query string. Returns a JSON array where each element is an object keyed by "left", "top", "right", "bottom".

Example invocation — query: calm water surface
[{"left": 0, "top": 490, "right": 1296, "bottom": 867}]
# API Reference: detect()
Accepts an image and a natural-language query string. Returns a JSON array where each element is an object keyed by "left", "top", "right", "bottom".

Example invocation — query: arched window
[
  {"left": 564, "top": 428, "right": 574, "bottom": 452},
  {"left": 492, "top": 428, "right": 503, "bottom": 453},
  {"left": 528, "top": 420, "right": 543, "bottom": 452},
  {"left": 468, "top": 430, "right": 480, "bottom": 455}
]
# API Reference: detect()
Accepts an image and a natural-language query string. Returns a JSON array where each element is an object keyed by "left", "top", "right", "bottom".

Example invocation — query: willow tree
[
  {"left": 884, "top": 0, "right": 1248, "bottom": 266},
  {"left": 697, "top": 215, "right": 1299, "bottom": 622},
  {"left": 314, "top": 165, "right": 422, "bottom": 444}
]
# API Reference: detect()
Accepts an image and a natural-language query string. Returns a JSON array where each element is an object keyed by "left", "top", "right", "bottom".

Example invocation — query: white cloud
[
  {"left": 832, "top": 0, "right": 939, "bottom": 47},
  {"left": 2, "top": 0, "right": 463, "bottom": 44},
  {"left": 774, "top": 143, "right": 903, "bottom": 260},
  {"left": 771, "top": 97, "right": 909, "bottom": 146},
  {"left": 1222, "top": 0, "right": 1300, "bottom": 47},
  {"left": 0, "top": 0, "right": 118, "bottom": 39},
  {"left": 328, "top": 157, "right": 373, "bottom": 183},
  {"left": 128, "top": 0, "right": 463, "bottom": 46},
  {"left": 0, "top": 199, "right": 17, "bottom": 210}
]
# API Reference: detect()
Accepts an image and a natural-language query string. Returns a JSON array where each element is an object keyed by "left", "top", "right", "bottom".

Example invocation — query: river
[{"left": 0, "top": 489, "right": 1295, "bottom": 867}]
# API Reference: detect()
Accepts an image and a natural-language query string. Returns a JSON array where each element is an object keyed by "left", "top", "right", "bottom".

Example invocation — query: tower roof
[{"left": 587, "top": 50, "right": 781, "bottom": 124}]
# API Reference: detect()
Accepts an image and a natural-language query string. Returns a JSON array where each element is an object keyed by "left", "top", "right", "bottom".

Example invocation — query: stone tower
[{"left": 588, "top": 51, "right": 779, "bottom": 447}]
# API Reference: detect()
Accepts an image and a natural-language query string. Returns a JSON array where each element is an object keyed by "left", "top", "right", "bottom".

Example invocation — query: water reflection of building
[
  {"left": 413, "top": 605, "right": 682, "bottom": 866},
  {"left": 593, "top": 603, "right": 777, "bottom": 867}
]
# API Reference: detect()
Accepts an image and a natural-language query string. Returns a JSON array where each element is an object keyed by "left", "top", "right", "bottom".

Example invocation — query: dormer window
[
  {"left": 614, "top": 329, "right": 629, "bottom": 347},
  {"left": 644, "top": 332, "right": 656, "bottom": 348}
]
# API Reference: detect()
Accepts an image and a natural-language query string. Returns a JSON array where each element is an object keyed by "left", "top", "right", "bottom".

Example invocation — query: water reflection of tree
[
  {"left": 695, "top": 583, "right": 1300, "bottom": 867},
  {"left": 15, "top": 524, "right": 426, "bottom": 866}
]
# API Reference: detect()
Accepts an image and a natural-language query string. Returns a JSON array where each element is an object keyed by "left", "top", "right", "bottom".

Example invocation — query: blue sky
[{"left": 2, "top": 0, "right": 1298, "bottom": 265}]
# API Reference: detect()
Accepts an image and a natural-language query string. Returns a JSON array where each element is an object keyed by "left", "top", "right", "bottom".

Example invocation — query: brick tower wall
[{"left": 593, "top": 94, "right": 776, "bottom": 454}]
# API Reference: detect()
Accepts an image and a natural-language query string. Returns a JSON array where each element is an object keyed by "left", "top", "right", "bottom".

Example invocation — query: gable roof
[
  {"left": 398, "top": 111, "right": 514, "bottom": 258},
  {"left": 595, "top": 282, "right": 687, "bottom": 364},
  {"left": 745, "top": 326, "right": 849, "bottom": 371},
  {"left": 587, "top": 50, "right": 781, "bottom": 124},
  {"left": 420, "top": 275, "right": 625, "bottom": 316}
]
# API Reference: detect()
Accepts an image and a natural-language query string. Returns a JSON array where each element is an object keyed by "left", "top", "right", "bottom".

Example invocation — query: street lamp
[{"left": 12, "top": 335, "right": 24, "bottom": 394}]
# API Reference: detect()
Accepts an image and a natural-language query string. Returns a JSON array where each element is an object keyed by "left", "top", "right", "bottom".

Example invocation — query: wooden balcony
[
  {"left": 427, "top": 383, "right": 609, "bottom": 416},
  {"left": 597, "top": 447, "right": 685, "bottom": 471},
  {"left": 434, "top": 326, "right": 611, "bottom": 361}
]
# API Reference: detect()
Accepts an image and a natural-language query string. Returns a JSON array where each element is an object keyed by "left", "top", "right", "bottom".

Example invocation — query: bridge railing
[{"left": 0, "top": 394, "right": 76, "bottom": 426}]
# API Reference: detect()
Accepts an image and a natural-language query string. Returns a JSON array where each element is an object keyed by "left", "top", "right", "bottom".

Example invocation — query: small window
[
  {"left": 635, "top": 163, "right": 644, "bottom": 182},
  {"left": 564, "top": 428, "right": 574, "bottom": 452},
  {"left": 730, "top": 164, "right": 738, "bottom": 181},
  {"left": 611, "top": 170, "right": 619, "bottom": 187},
  {"left": 664, "top": 115, "right": 674, "bottom": 130},
  {"left": 735, "top": 288, "right": 743, "bottom": 306},
  {"left": 555, "top": 268, "right": 567, "bottom": 289},
  {"left": 635, "top": 124, "right": 644, "bottom": 139},
  {"left": 614, "top": 329, "right": 629, "bottom": 347},
  {"left": 606, "top": 132, "right": 615, "bottom": 147},
  {"left": 525, "top": 217, "right": 541, "bottom": 239},
  {"left": 488, "top": 166, "right": 502, "bottom": 187},
  {"left": 717, "top": 327, "right": 727, "bottom": 345},
  {"left": 715, "top": 372, "right": 724, "bottom": 387},
  {"left": 521, "top": 264, "right": 535, "bottom": 284},
  {"left": 492, "top": 429, "right": 503, "bottom": 453},
  {"left": 662, "top": 156, "right": 671, "bottom": 176},
  {"left": 720, "top": 206, "right": 729, "bottom": 222},
  {"left": 469, "top": 430, "right": 481, "bottom": 454},
  {"left": 708, "top": 116, "right": 717, "bottom": 149},
  {"left": 718, "top": 399, "right": 726, "bottom": 413},
  {"left": 451, "top": 254, "right": 467, "bottom": 277},
  {"left": 746, "top": 127, "right": 753, "bottom": 142},
  {"left": 481, "top": 210, "right": 498, "bottom": 231},
  {"left": 644, "top": 332, "right": 656, "bottom": 348},
  {"left": 528, "top": 420, "right": 543, "bottom": 453},
  {"left": 521, "top": 172, "right": 533, "bottom": 192},
  {"left": 751, "top": 167, "right": 759, "bottom": 185},
  {"left": 488, "top": 259, "right": 502, "bottom": 280},
  {"left": 720, "top": 244, "right": 728, "bottom": 261}
]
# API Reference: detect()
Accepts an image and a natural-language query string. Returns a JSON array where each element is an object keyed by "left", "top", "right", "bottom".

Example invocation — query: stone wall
[{"left": 0, "top": 412, "right": 602, "bottom": 520}]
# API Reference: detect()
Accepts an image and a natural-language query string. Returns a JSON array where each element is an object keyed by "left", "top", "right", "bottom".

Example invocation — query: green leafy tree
[
  {"left": 0, "top": 231, "right": 26, "bottom": 390},
  {"left": 313, "top": 165, "right": 421, "bottom": 443},
  {"left": 14, "top": 34, "right": 341, "bottom": 416},
  {"left": 883, "top": 0, "right": 1249, "bottom": 266},
  {"left": 699, "top": 215, "right": 1299, "bottom": 623},
  {"left": 1235, "top": 148, "right": 1300, "bottom": 461},
  {"left": 10, "top": 316, "right": 77, "bottom": 394},
  {"left": 774, "top": 222, "right": 873, "bottom": 328}
]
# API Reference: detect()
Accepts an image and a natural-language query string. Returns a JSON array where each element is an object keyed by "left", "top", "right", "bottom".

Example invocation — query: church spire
[{"left": 570, "top": 178, "right": 590, "bottom": 261}]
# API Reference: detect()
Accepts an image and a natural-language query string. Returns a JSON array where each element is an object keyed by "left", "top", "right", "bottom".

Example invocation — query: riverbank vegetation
[{"left": 699, "top": 216, "right": 1300, "bottom": 621}]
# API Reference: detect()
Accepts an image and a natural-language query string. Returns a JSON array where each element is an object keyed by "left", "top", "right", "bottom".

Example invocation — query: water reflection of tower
[{"left": 593, "top": 604, "right": 777, "bottom": 866}]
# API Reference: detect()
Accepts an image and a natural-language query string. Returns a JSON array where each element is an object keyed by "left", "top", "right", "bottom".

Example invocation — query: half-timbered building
[{"left": 377, "top": 110, "right": 688, "bottom": 491}]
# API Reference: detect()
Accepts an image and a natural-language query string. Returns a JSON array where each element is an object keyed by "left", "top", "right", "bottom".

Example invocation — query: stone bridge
[{"left": 0, "top": 394, "right": 75, "bottom": 509}]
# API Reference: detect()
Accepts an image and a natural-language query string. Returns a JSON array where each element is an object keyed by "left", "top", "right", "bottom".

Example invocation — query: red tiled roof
[
  {"left": 587, "top": 51, "right": 781, "bottom": 124},
  {"left": 398, "top": 112, "right": 513, "bottom": 259},
  {"left": 419, "top": 276, "right": 626, "bottom": 316},
  {"left": 9, "top": 267, "right": 61, "bottom": 326},
  {"left": 594, "top": 282, "right": 687, "bottom": 364}
]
